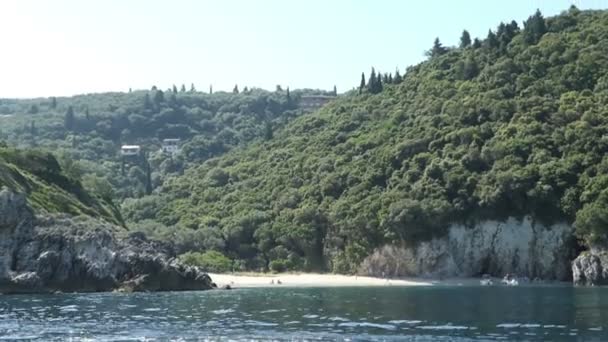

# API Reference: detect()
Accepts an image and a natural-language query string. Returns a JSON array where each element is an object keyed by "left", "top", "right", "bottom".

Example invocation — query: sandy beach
[{"left": 208, "top": 273, "right": 433, "bottom": 288}]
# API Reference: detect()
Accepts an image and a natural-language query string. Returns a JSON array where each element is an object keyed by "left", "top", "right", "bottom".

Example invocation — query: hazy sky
[{"left": 0, "top": 0, "right": 605, "bottom": 98}]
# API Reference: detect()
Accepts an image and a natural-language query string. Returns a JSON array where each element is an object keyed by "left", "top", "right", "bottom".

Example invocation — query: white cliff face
[{"left": 360, "top": 217, "right": 575, "bottom": 280}]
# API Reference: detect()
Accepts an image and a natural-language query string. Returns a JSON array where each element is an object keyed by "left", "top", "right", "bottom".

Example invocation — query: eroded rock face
[
  {"left": 572, "top": 250, "right": 608, "bottom": 286},
  {"left": 0, "top": 188, "right": 212, "bottom": 294},
  {"left": 360, "top": 217, "right": 576, "bottom": 280}
]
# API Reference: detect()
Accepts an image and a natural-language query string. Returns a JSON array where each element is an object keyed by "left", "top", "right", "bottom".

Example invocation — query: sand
[{"left": 208, "top": 273, "right": 433, "bottom": 288}]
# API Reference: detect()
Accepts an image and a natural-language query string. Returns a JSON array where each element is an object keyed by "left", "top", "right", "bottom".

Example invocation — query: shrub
[
  {"left": 179, "top": 250, "right": 233, "bottom": 273},
  {"left": 269, "top": 259, "right": 288, "bottom": 273}
]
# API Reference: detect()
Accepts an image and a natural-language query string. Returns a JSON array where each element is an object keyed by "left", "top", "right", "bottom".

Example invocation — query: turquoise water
[{"left": 1, "top": 285, "right": 608, "bottom": 341}]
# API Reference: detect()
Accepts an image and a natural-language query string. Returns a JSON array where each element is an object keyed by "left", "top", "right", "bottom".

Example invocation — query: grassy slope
[{"left": 0, "top": 147, "right": 123, "bottom": 226}]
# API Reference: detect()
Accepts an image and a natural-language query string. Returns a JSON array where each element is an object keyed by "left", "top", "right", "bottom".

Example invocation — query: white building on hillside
[
  {"left": 121, "top": 145, "right": 141, "bottom": 156},
  {"left": 161, "top": 139, "right": 180, "bottom": 155}
]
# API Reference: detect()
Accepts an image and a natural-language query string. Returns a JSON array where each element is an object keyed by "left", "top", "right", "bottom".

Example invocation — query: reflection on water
[{"left": 0, "top": 285, "right": 607, "bottom": 340}]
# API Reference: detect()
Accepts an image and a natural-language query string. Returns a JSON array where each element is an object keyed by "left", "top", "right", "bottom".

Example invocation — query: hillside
[
  {"left": 135, "top": 7, "right": 608, "bottom": 273},
  {"left": 0, "top": 88, "right": 330, "bottom": 200},
  {"left": 0, "top": 144, "right": 122, "bottom": 225}
]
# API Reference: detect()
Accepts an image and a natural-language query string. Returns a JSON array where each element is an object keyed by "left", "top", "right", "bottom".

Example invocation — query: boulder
[{"left": 572, "top": 250, "right": 608, "bottom": 286}]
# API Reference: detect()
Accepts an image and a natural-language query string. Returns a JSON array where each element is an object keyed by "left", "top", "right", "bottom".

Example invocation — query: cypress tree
[
  {"left": 209, "top": 85, "right": 213, "bottom": 94},
  {"left": 427, "top": 37, "right": 447, "bottom": 57},
  {"left": 394, "top": 68, "right": 403, "bottom": 84},
  {"left": 472, "top": 38, "right": 482, "bottom": 49},
  {"left": 172, "top": 84, "right": 178, "bottom": 94},
  {"left": 143, "top": 93, "right": 152, "bottom": 110},
  {"left": 359, "top": 72, "right": 366, "bottom": 94},
  {"left": 367, "top": 68, "right": 377, "bottom": 93},
  {"left": 153, "top": 90, "right": 164, "bottom": 105},
  {"left": 376, "top": 72, "right": 383, "bottom": 93},
  {"left": 233, "top": 84, "right": 239, "bottom": 94},
  {"left": 460, "top": 30, "right": 471, "bottom": 48},
  {"left": 190, "top": 83, "right": 196, "bottom": 92},
  {"left": 180, "top": 84, "right": 186, "bottom": 92},
  {"left": 484, "top": 30, "right": 499, "bottom": 49},
  {"left": 64, "top": 106, "right": 75, "bottom": 131},
  {"left": 523, "top": 9, "right": 547, "bottom": 45}
]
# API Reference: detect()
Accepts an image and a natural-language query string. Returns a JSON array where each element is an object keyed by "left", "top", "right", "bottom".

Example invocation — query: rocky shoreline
[
  {"left": 2, "top": 187, "right": 605, "bottom": 293},
  {"left": 0, "top": 189, "right": 213, "bottom": 294}
]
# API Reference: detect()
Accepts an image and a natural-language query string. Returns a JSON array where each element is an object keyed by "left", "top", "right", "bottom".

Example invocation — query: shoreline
[{"left": 208, "top": 273, "right": 433, "bottom": 288}]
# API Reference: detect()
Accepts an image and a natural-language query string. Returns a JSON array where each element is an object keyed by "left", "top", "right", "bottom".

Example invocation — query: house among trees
[
  {"left": 121, "top": 145, "right": 141, "bottom": 156},
  {"left": 298, "top": 95, "right": 336, "bottom": 110},
  {"left": 161, "top": 138, "right": 180, "bottom": 155}
]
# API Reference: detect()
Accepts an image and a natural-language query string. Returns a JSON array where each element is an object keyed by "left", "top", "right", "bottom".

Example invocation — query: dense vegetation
[
  {"left": 0, "top": 87, "right": 326, "bottom": 200},
  {"left": 123, "top": 7, "right": 608, "bottom": 272},
  {"left": 3, "top": 7, "right": 608, "bottom": 275},
  {"left": 0, "top": 144, "right": 122, "bottom": 225}
]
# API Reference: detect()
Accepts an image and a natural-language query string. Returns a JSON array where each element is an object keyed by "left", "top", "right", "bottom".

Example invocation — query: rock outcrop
[
  {"left": 572, "top": 250, "right": 608, "bottom": 286},
  {"left": 0, "top": 188, "right": 213, "bottom": 294},
  {"left": 359, "top": 217, "right": 576, "bottom": 281}
]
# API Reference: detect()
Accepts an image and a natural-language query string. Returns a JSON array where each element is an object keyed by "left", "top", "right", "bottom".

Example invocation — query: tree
[
  {"left": 394, "top": 68, "right": 403, "bottom": 83},
  {"left": 50, "top": 97, "right": 57, "bottom": 109},
  {"left": 484, "top": 30, "right": 499, "bottom": 49},
  {"left": 276, "top": 85, "right": 283, "bottom": 92},
  {"left": 64, "top": 106, "right": 75, "bottom": 131},
  {"left": 190, "top": 83, "right": 196, "bottom": 93},
  {"left": 209, "top": 84, "right": 213, "bottom": 94},
  {"left": 172, "top": 84, "right": 178, "bottom": 94},
  {"left": 367, "top": 68, "right": 383, "bottom": 94},
  {"left": 333, "top": 85, "right": 337, "bottom": 96},
  {"left": 180, "top": 84, "right": 186, "bottom": 93},
  {"left": 367, "top": 68, "right": 377, "bottom": 93},
  {"left": 286, "top": 87, "right": 291, "bottom": 103},
  {"left": 28, "top": 104, "right": 39, "bottom": 114},
  {"left": 359, "top": 72, "right": 366, "bottom": 94},
  {"left": 460, "top": 30, "right": 471, "bottom": 48},
  {"left": 233, "top": 84, "right": 239, "bottom": 94},
  {"left": 462, "top": 55, "right": 479, "bottom": 80},
  {"left": 30, "top": 121, "right": 37, "bottom": 136},
  {"left": 153, "top": 90, "right": 165, "bottom": 105},
  {"left": 472, "top": 38, "right": 482, "bottom": 48},
  {"left": 143, "top": 93, "right": 152, "bottom": 110},
  {"left": 427, "top": 37, "right": 448, "bottom": 57},
  {"left": 264, "top": 121, "right": 273, "bottom": 140},
  {"left": 523, "top": 9, "right": 547, "bottom": 45}
]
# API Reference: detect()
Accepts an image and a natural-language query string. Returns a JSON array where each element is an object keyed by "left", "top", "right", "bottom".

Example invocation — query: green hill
[
  {"left": 0, "top": 144, "right": 123, "bottom": 225},
  {"left": 145, "top": 7, "right": 608, "bottom": 272},
  {"left": 0, "top": 88, "right": 329, "bottom": 200}
]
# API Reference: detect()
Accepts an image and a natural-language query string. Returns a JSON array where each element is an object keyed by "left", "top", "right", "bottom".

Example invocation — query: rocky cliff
[
  {"left": 0, "top": 188, "right": 213, "bottom": 294},
  {"left": 572, "top": 250, "right": 608, "bottom": 286},
  {"left": 359, "top": 217, "right": 577, "bottom": 281}
]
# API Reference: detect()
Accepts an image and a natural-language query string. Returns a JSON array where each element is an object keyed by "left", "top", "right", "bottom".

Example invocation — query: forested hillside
[
  {"left": 0, "top": 87, "right": 328, "bottom": 200},
  {"left": 131, "top": 7, "right": 608, "bottom": 273}
]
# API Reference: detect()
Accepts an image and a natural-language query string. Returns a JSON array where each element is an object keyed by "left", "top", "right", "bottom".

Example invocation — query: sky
[{"left": 0, "top": 0, "right": 606, "bottom": 98}]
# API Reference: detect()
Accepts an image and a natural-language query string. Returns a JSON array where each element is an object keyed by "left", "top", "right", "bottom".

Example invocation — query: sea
[{"left": 1, "top": 284, "right": 607, "bottom": 341}]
